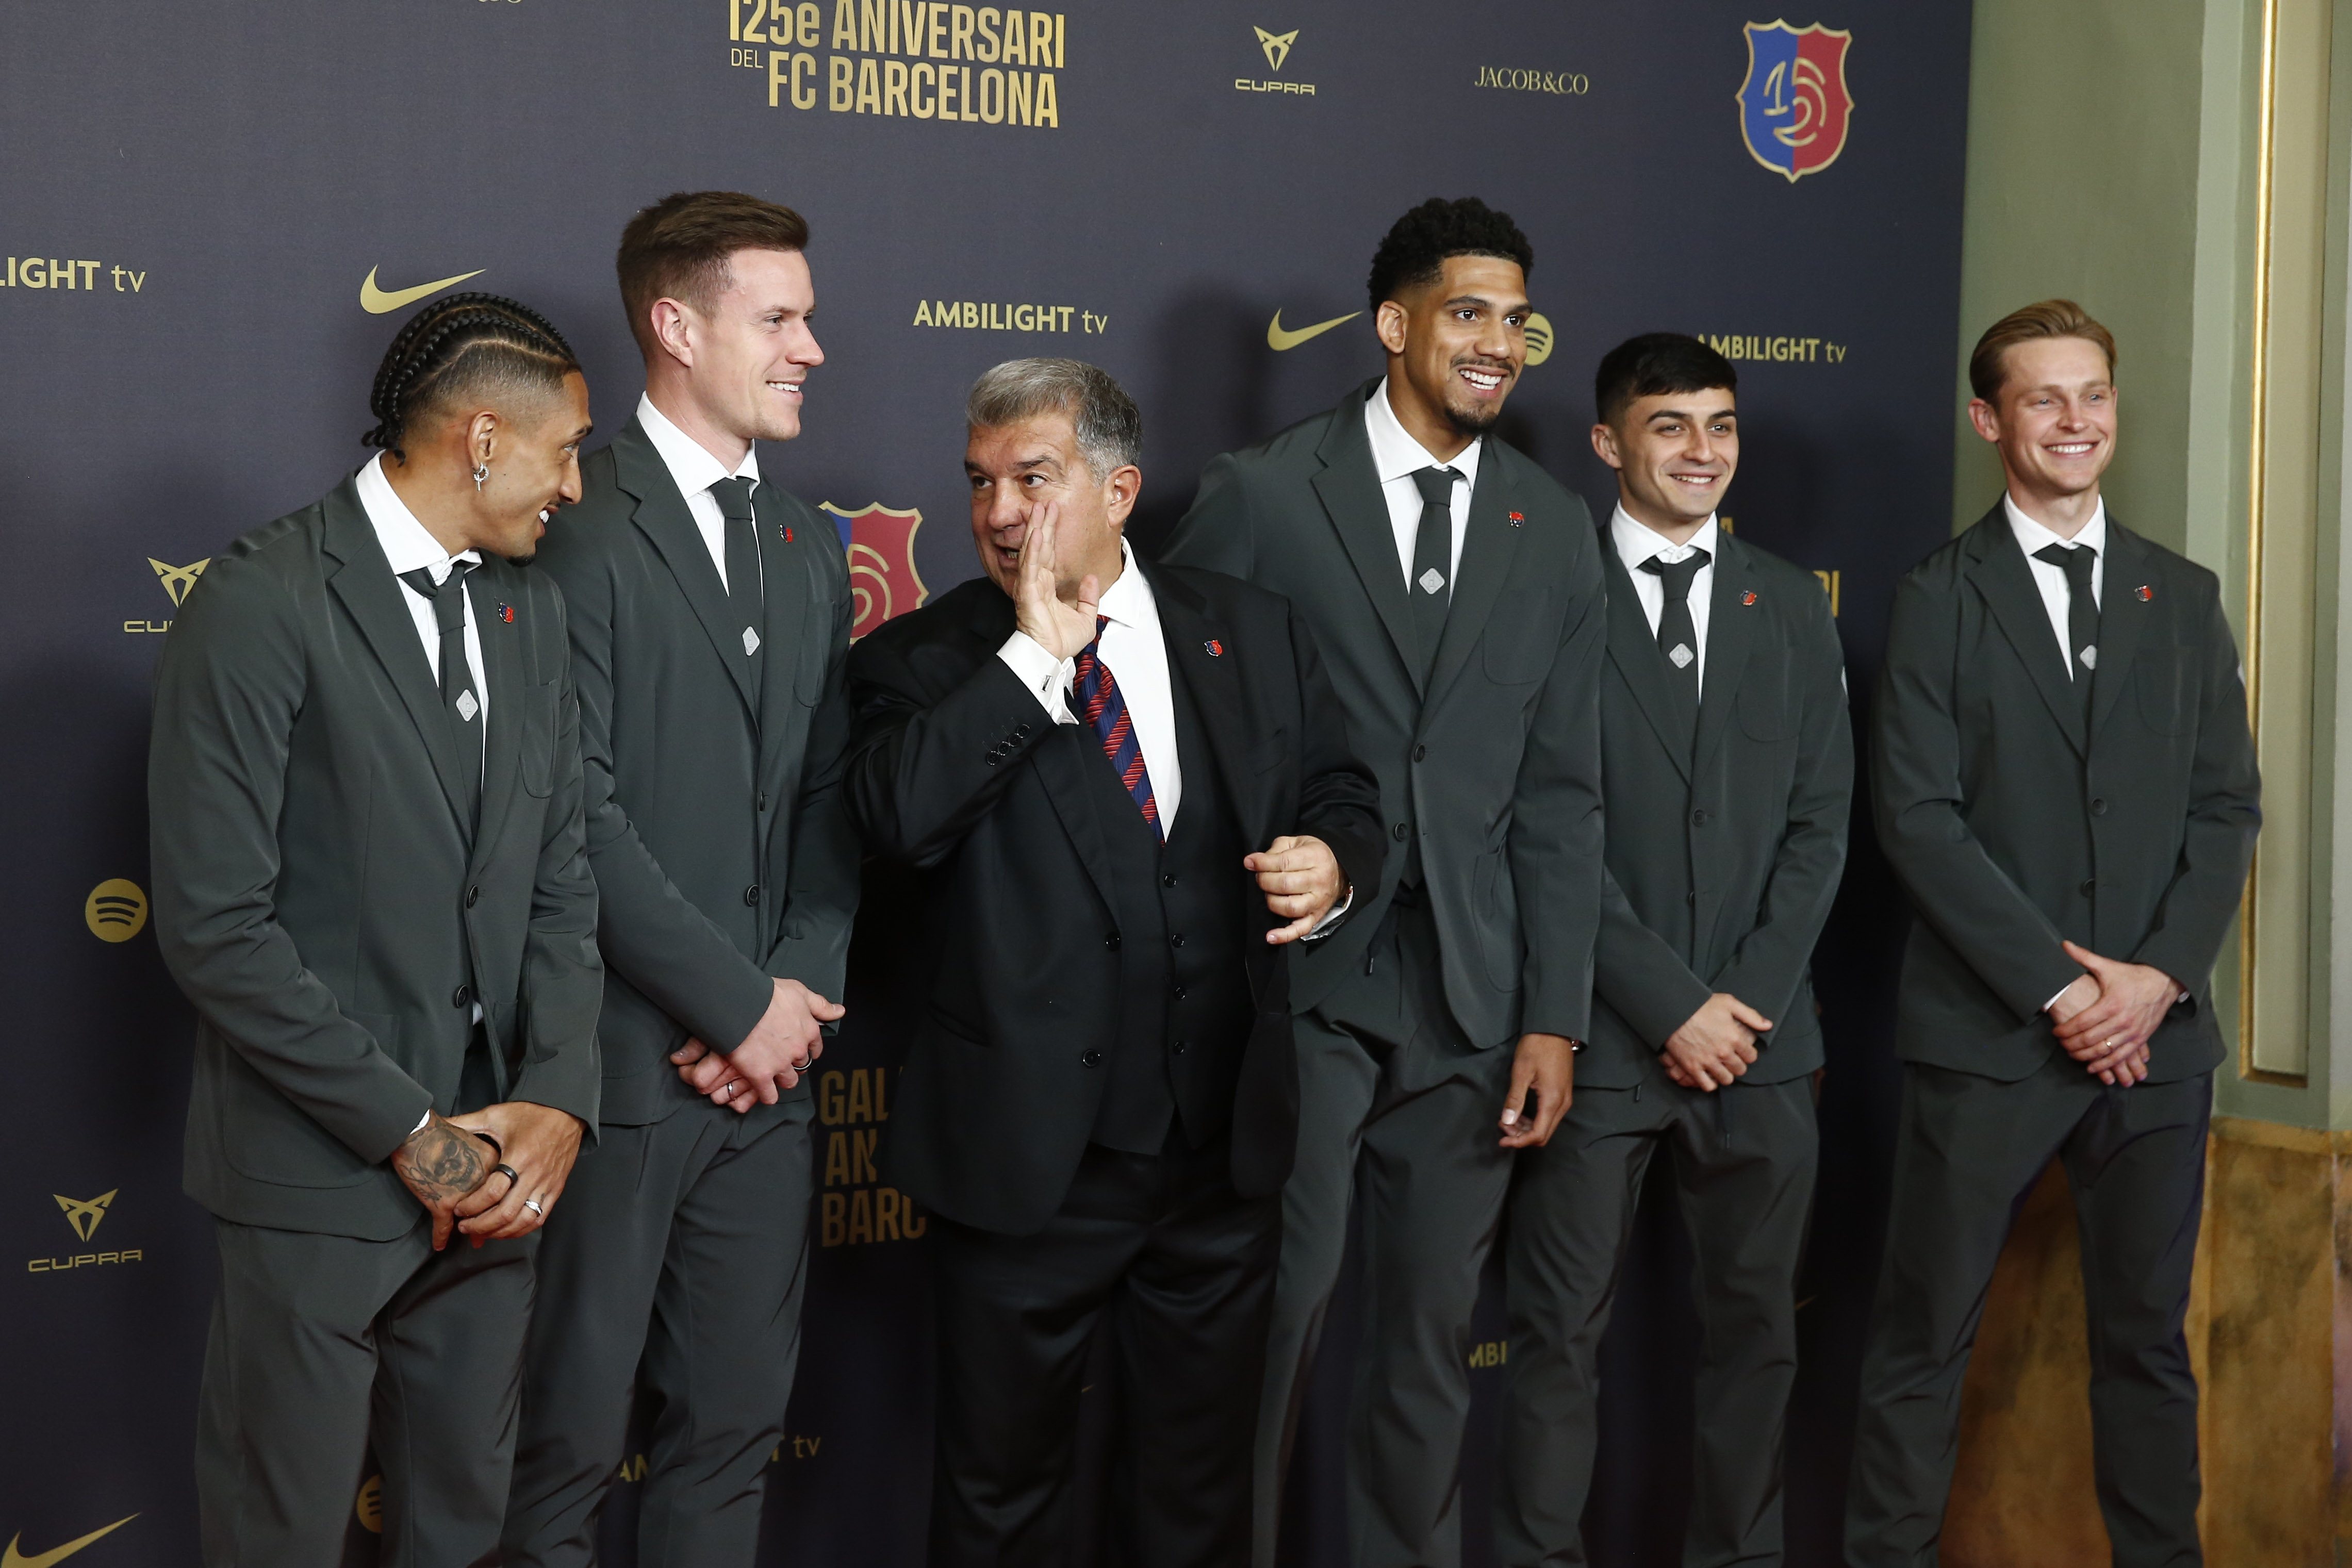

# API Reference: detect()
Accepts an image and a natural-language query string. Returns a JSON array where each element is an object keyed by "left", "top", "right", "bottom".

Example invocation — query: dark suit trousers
[
  {"left": 1845, "top": 1056, "right": 2211, "bottom": 1568},
  {"left": 1496, "top": 1077, "right": 1818, "bottom": 1568},
  {"left": 196, "top": 1214, "right": 535, "bottom": 1568},
  {"left": 502, "top": 1097, "right": 814, "bottom": 1568},
  {"left": 1258, "top": 897, "right": 1519, "bottom": 1568},
  {"left": 928, "top": 1131, "right": 1278, "bottom": 1568}
]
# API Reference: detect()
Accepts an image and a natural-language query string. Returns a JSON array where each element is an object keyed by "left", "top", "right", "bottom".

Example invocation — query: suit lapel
[
  {"left": 321, "top": 480, "right": 476, "bottom": 832},
  {"left": 1692, "top": 537, "right": 1759, "bottom": 779},
  {"left": 752, "top": 486, "right": 815, "bottom": 855},
  {"left": 2088, "top": 522, "right": 2149, "bottom": 744},
  {"left": 1965, "top": 511, "right": 2087, "bottom": 755},
  {"left": 1424, "top": 449, "right": 1526, "bottom": 707},
  {"left": 614, "top": 420, "right": 761, "bottom": 722},
  {"left": 1309, "top": 385, "right": 1422, "bottom": 694},
  {"left": 1148, "top": 564, "right": 1266, "bottom": 844},
  {"left": 469, "top": 565, "right": 525, "bottom": 870},
  {"left": 1600, "top": 539, "right": 1695, "bottom": 783}
]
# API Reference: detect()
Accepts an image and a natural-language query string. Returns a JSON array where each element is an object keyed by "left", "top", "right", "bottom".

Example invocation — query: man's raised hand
[{"left": 1010, "top": 499, "right": 1101, "bottom": 662}]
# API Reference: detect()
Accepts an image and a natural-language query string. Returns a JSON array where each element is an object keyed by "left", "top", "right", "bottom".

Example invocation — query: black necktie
[
  {"left": 1639, "top": 548, "right": 1710, "bottom": 745},
  {"left": 711, "top": 476, "right": 766, "bottom": 703},
  {"left": 398, "top": 560, "right": 483, "bottom": 827},
  {"left": 1408, "top": 466, "right": 1458, "bottom": 680},
  {"left": 2032, "top": 542, "right": 2100, "bottom": 717}
]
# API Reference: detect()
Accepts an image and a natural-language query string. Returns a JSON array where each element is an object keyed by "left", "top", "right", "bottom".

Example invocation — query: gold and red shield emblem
[{"left": 821, "top": 502, "right": 930, "bottom": 640}]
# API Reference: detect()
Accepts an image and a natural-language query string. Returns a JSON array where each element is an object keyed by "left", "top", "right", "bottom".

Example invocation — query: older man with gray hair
[{"left": 843, "top": 358, "right": 1383, "bottom": 1566}]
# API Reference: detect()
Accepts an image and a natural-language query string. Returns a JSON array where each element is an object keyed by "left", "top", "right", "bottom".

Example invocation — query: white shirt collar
[
  {"left": 1610, "top": 503, "right": 1720, "bottom": 569},
  {"left": 638, "top": 392, "right": 761, "bottom": 501},
  {"left": 1364, "top": 376, "right": 1484, "bottom": 493},
  {"left": 1096, "top": 538, "right": 1156, "bottom": 629},
  {"left": 354, "top": 453, "right": 481, "bottom": 578},
  {"left": 2004, "top": 491, "right": 2107, "bottom": 560}
]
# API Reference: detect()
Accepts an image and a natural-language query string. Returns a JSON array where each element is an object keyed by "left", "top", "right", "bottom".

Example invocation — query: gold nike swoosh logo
[
  {"left": 360, "top": 266, "right": 486, "bottom": 315},
  {"left": 1267, "top": 309, "right": 1361, "bottom": 352},
  {"left": 3, "top": 1515, "right": 138, "bottom": 1568}
]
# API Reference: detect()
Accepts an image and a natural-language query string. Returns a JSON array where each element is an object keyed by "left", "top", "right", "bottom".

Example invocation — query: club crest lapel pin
[
  {"left": 2136, "top": 584, "right": 2153, "bottom": 601},
  {"left": 1741, "top": 590, "right": 1758, "bottom": 606},
  {"left": 1507, "top": 511, "right": 1525, "bottom": 526},
  {"left": 1203, "top": 639, "right": 1224, "bottom": 657},
  {"left": 497, "top": 602, "right": 515, "bottom": 623}
]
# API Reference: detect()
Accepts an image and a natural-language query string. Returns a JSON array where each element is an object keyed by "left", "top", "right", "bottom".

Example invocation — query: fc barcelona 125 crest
[
  {"left": 1738, "top": 21, "right": 1854, "bottom": 183},
  {"left": 822, "top": 502, "right": 930, "bottom": 641}
]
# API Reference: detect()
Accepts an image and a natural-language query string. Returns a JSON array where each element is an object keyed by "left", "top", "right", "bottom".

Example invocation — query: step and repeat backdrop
[{"left": 0, "top": 2, "right": 1969, "bottom": 1562}]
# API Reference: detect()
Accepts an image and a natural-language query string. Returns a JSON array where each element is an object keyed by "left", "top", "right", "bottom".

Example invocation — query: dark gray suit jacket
[
  {"left": 1586, "top": 526, "right": 1852, "bottom": 1088},
  {"left": 151, "top": 477, "right": 603, "bottom": 1242},
  {"left": 533, "top": 417, "right": 861, "bottom": 1125},
  {"left": 1163, "top": 382, "right": 1606, "bottom": 1051},
  {"left": 1873, "top": 506, "right": 2260, "bottom": 1082}
]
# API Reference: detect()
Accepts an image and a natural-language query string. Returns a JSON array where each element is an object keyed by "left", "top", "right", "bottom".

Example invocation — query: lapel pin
[
  {"left": 2136, "top": 584, "right": 2153, "bottom": 601},
  {"left": 1741, "top": 590, "right": 1758, "bottom": 606},
  {"left": 781, "top": 524, "right": 795, "bottom": 543},
  {"left": 497, "top": 602, "right": 515, "bottom": 623},
  {"left": 1204, "top": 639, "right": 1224, "bottom": 657},
  {"left": 1507, "top": 511, "right": 1524, "bottom": 526}
]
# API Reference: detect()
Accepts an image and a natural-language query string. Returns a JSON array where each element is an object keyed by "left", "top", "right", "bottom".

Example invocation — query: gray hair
[{"left": 966, "top": 358, "right": 1143, "bottom": 481}]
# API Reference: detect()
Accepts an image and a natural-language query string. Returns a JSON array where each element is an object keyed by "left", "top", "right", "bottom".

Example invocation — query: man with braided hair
[
  {"left": 150, "top": 291, "right": 603, "bottom": 1566},
  {"left": 501, "top": 191, "right": 862, "bottom": 1567}
]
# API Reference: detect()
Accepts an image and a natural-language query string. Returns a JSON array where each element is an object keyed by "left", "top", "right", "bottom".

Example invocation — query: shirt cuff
[
  {"left": 410, "top": 1108, "right": 433, "bottom": 1137},
  {"left": 997, "top": 631, "right": 1077, "bottom": 725},
  {"left": 1299, "top": 884, "right": 1354, "bottom": 941}
]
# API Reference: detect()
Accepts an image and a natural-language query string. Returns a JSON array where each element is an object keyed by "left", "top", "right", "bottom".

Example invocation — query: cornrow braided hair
[{"left": 362, "top": 292, "right": 580, "bottom": 458}]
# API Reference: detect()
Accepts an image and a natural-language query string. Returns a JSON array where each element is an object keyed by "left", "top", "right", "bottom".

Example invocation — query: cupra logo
[
  {"left": 54, "top": 1191, "right": 115, "bottom": 1243},
  {"left": 1254, "top": 26, "right": 1297, "bottom": 71},
  {"left": 147, "top": 558, "right": 207, "bottom": 607}
]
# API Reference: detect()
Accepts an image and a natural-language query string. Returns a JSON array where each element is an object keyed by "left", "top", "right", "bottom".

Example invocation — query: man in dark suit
[
  {"left": 1161, "top": 196, "right": 1606, "bottom": 1568},
  {"left": 1494, "top": 334, "right": 1851, "bottom": 1567},
  {"left": 1846, "top": 300, "right": 2260, "bottom": 1567},
  {"left": 845, "top": 358, "right": 1382, "bottom": 1566},
  {"left": 150, "top": 293, "right": 603, "bottom": 1567},
  {"left": 501, "top": 192, "right": 862, "bottom": 1567}
]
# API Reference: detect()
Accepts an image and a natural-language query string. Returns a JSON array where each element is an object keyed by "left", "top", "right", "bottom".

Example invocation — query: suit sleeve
[
  {"left": 766, "top": 535, "right": 864, "bottom": 1004},
  {"left": 843, "top": 623, "right": 1060, "bottom": 867},
  {"left": 544, "top": 541, "right": 776, "bottom": 1058},
  {"left": 2128, "top": 581, "right": 2261, "bottom": 992},
  {"left": 1593, "top": 866, "right": 1715, "bottom": 1047},
  {"left": 1872, "top": 572, "right": 2083, "bottom": 1019},
  {"left": 1287, "top": 601, "right": 1384, "bottom": 913},
  {"left": 508, "top": 586, "right": 603, "bottom": 1127},
  {"left": 1511, "top": 514, "right": 1608, "bottom": 1041},
  {"left": 1160, "top": 453, "right": 1256, "bottom": 578},
  {"left": 1709, "top": 587, "right": 1855, "bottom": 1039},
  {"left": 149, "top": 552, "right": 432, "bottom": 1165}
]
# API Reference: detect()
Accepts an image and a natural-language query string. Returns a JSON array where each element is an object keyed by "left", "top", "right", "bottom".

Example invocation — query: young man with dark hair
[
  {"left": 847, "top": 358, "right": 1381, "bottom": 1566},
  {"left": 1846, "top": 301, "right": 2259, "bottom": 1566},
  {"left": 1495, "top": 333, "right": 1851, "bottom": 1568},
  {"left": 1163, "top": 196, "right": 1606, "bottom": 1568},
  {"left": 152, "top": 294, "right": 603, "bottom": 1566},
  {"left": 500, "top": 191, "right": 862, "bottom": 1567}
]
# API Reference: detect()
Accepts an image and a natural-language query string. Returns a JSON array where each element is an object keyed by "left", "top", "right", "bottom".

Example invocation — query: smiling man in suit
[
  {"left": 151, "top": 293, "right": 603, "bottom": 1567},
  {"left": 845, "top": 358, "right": 1382, "bottom": 1567},
  {"left": 1846, "top": 300, "right": 2260, "bottom": 1567},
  {"left": 1162, "top": 196, "right": 1606, "bottom": 1568},
  {"left": 501, "top": 191, "right": 863, "bottom": 1567},
  {"left": 1494, "top": 334, "right": 1852, "bottom": 1568}
]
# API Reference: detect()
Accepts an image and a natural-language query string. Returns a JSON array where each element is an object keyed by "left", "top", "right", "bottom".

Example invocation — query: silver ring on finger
[
  {"left": 522, "top": 1196, "right": 544, "bottom": 1217},
  {"left": 721, "top": 1081, "right": 737, "bottom": 1100}
]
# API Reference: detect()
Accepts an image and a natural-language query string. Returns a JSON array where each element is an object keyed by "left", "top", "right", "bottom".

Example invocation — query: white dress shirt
[
  {"left": 354, "top": 454, "right": 490, "bottom": 1115},
  {"left": 1364, "top": 377, "right": 1481, "bottom": 590},
  {"left": 2004, "top": 492, "right": 2107, "bottom": 682},
  {"left": 998, "top": 538, "right": 1184, "bottom": 829},
  {"left": 356, "top": 453, "right": 490, "bottom": 738},
  {"left": 1610, "top": 505, "right": 1721, "bottom": 699},
  {"left": 639, "top": 392, "right": 765, "bottom": 592}
]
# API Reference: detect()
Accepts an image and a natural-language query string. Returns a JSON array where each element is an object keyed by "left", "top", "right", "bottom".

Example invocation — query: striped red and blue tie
[{"left": 1072, "top": 614, "right": 1160, "bottom": 839}]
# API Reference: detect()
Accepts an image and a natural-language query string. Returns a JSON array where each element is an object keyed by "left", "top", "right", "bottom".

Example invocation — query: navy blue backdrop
[{"left": 0, "top": 2, "right": 1967, "bottom": 1562}]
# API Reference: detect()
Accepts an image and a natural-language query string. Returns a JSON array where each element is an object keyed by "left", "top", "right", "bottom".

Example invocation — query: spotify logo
[
  {"left": 1523, "top": 311, "right": 1554, "bottom": 367},
  {"left": 85, "top": 879, "right": 149, "bottom": 943}
]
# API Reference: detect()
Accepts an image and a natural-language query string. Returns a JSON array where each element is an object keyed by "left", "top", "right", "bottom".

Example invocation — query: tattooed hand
[{"left": 392, "top": 1111, "right": 494, "bottom": 1250}]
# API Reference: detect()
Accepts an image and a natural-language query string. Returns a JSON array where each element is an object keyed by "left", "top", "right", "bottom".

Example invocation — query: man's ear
[
  {"left": 1966, "top": 398, "right": 2001, "bottom": 445},
  {"left": 1105, "top": 464, "right": 1142, "bottom": 525},
  {"left": 1374, "top": 299, "right": 1409, "bottom": 356},
  {"left": 649, "top": 298, "right": 698, "bottom": 370},
  {"left": 1589, "top": 421, "right": 1625, "bottom": 472}
]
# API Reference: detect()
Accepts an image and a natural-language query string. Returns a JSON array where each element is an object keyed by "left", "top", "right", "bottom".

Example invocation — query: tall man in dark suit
[
  {"left": 150, "top": 293, "right": 604, "bottom": 1567},
  {"left": 501, "top": 192, "right": 862, "bottom": 1567},
  {"left": 1163, "top": 196, "right": 1607, "bottom": 1568},
  {"left": 1495, "top": 334, "right": 1852, "bottom": 1568},
  {"left": 1847, "top": 300, "right": 2260, "bottom": 1567},
  {"left": 845, "top": 359, "right": 1383, "bottom": 1566}
]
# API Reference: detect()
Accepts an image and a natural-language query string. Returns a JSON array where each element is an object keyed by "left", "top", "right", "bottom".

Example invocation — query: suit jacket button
[
  {"left": 1105, "top": 931, "right": 1122, "bottom": 951},
  {"left": 1173, "top": 1040, "right": 1190, "bottom": 1055},
  {"left": 1392, "top": 822, "right": 1409, "bottom": 841},
  {"left": 2079, "top": 878, "right": 2095, "bottom": 897},
  {"left": 745, "top": 884, "right": 762, "bottom": 905},
  {"left": 1170, "top": 933, "right": 1186, "bottom": 949},
  {"left": 1162, "top": 873, "right": 1177, "bottom": 888},
  {"left": 2091, "top": 798, "right": 2109, "bottom": 816},
  {"left": 451, "top": 984, "right": 472, "bottom": 1009},
  {"left": 1413, "top": 744, "right": 1428, "bottom": 762},
  {"left": 1171, "top": 984, "right": 1187, "bottom": 1000},
  {"left": 1081, "top": 1050, "right": 1104, "bottom": 1067},
  {"left": 465, "top": 884, "right": 481, "bottom": 909},
  {"left": 1690, "top": 809, "right": 1708, "bottom": 827},
  {"left": 758, "top": 793, "right": 770, "bottom": 812}
]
